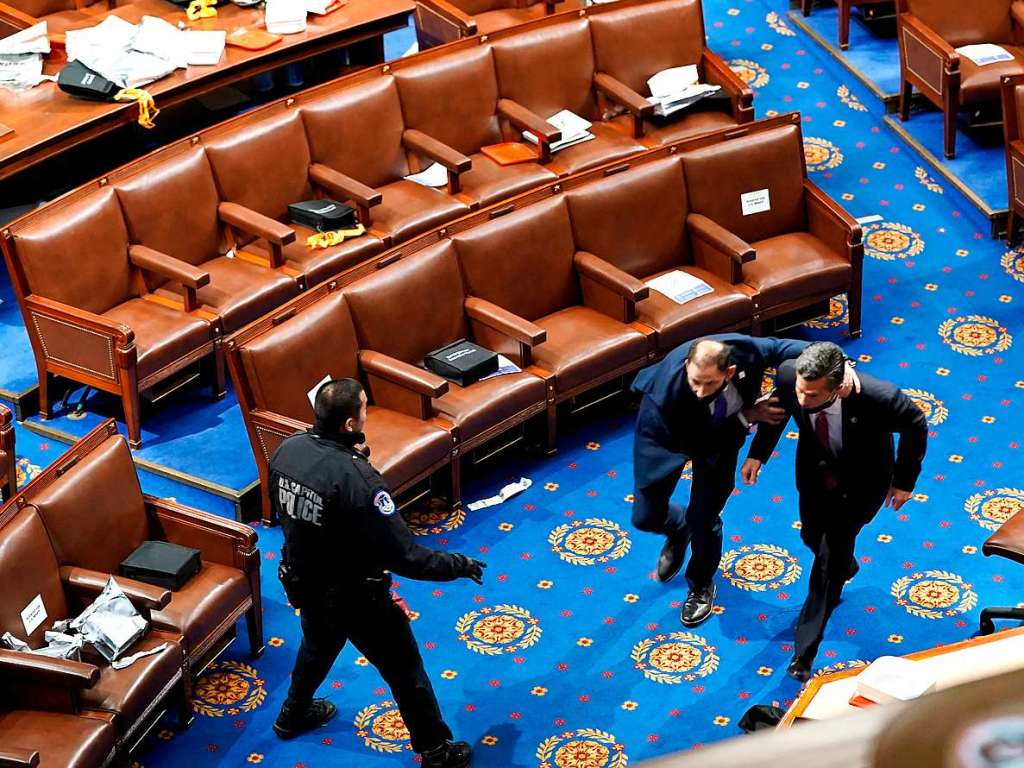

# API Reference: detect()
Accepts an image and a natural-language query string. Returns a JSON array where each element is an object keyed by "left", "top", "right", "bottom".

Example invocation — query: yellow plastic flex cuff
[
  {"left": 306, "top": 224, "right": 366, "bottom": 249},
  {"left": 186, "top": 0, "right": 217, "bottom": 21},
  {"left": 114, "top": 88, "right": 160, "bottom": 129}
]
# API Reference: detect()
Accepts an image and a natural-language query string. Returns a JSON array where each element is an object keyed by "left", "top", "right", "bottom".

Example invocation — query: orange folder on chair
[{"left": 480, "top": 142, "right": 539, "bottom": 166}]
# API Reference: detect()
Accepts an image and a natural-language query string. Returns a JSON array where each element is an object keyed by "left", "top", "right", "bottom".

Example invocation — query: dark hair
[
  {"left": 314, "top": 378, "right": 363, "bottom": 433},
  {"left": 689, "top": 339, "right": 733, "bottom": 372},
  {"left": 795, "top": 342, "right": 845, "bottom": 390}
]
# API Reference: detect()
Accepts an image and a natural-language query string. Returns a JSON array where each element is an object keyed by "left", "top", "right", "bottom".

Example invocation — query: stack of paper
[
  {"left": 646, "top": 270, "right": 713, "bottom": 305},
  {"left": 955, "top": 43, "right": 1014, "bottom": 67},
  {"left": 854, "top": 656, "right": 938, "bottom": 705},
  {"left": 182, "top": 31, "right": 226, "bottom": 66},
  {"left": 66, "top": 15, "right": 177, "bottom": 88},
  {"left": 523, "top": 109, "right": 596, "bottom": 153},
  {"left": 647, "top": 65, "right": 721, "bottom": 117},
  {"left": 0, "top": 22, "right": 52, "bottom": 90}
]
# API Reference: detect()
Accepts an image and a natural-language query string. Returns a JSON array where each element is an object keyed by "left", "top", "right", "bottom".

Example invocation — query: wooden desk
[
  {"left": 0, "top": 0, "right": 413, "bottom": 180},
  {"left": 780, "top": 626, "right": 1024, "bottom": 727}
]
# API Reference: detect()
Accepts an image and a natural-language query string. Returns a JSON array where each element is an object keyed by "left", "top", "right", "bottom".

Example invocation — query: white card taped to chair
[
  {"left": 741, "top": 189, "right": 771, "bottom": 216},
  {"left": 21, "top": 594, "right": 46, "bottom": 636},
  {"left": 307, "top": 374, "right": 332, "bottom": 410}
]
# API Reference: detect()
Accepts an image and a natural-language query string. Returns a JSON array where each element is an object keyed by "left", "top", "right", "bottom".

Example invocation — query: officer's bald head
[{"left": 314, "top": 378, "right": 365, "bottom": 434}]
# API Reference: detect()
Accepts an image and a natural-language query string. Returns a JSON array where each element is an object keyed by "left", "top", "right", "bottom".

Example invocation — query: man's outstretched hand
[
  {"left": 455, "top": 555, "right": 488, "bottom": 584},
  {"left": 740, "top": 458, "right": 762, "bottom": 486},
  {"left": 884, "top": 487, "right": 912, "bottom": 511},
  {"left": 742, "top": 397, "right": 786, "bottom": 425}
]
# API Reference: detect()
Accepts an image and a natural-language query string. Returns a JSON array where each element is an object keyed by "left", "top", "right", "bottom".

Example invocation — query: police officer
[{"left": 270, "top": 378, "right": 484, "bottom": 768}]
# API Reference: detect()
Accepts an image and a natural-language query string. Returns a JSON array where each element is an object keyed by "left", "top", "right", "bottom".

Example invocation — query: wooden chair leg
[
  {"left": 38, "top": 369, "right": 51, "bottom": 419},
  {"left": 943, "top": 107, "right": 957, "bottom": 159},
  {"left": 1007, "top": 209, "right": 1019, "bottom": 246},
  {"left": 203, "top": 343, "right": 226, "bottom": 400},
  {"left": 174, "top": 672, "right": 194, "bottom": 730},
  {"left": 246, "top": 602, "right": 264, "bottom": 658},
  {"left": 448, "top": 455, "right": 462, "bottom": 511},
  {"left": 801, "top": 0, "right": 811, "bottom": 16},
  {"left": 838, "top": 0, "right": 851, "bottom": 49},
  {"left": 899, "top": 80, "right": 913, "bottom": 121},
  {"left": 122, "top": 388, "right": 143, "bottom": 449}
]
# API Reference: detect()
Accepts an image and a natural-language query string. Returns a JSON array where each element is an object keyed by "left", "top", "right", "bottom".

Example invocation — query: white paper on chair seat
[
  {"left": 405, "top": 162, "right": 448, "bottom": 188},
  {"left": 646, "top": 270, "right": 713, "bottom": 305},
  {"left": 646, "top": 65, "right": 720, "bottom": 117},
  {"left": 955, "top": 44, "right": 1015, "bottom": 66},
  {"left": 523, "top": 109, "right": 596, "bottom": 153},
  {"left": 854, "top": 655, "right": 937, "bottom": 704},
  {"left": 480, "top": 355, "right": 522, "bottom": 380},
  {"left": 307, "top": 374, "right": 332, "bottom": 409}
]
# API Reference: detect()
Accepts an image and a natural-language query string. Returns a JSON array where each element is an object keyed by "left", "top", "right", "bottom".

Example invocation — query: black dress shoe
[
  {"left": 273, "top": 698, "right": 337, "bottom": 739},
  {"left": 786, "top": 656, "right": 812, "bottom": 683},
  {"left": 656, "top": 530, "right": 690, "bottom": 583},
  {"left": 680, "top": 583, "right": 716, "bottom": 627},
  {"left": 422, "top": 739, "right": 472, "bottom": 768}
]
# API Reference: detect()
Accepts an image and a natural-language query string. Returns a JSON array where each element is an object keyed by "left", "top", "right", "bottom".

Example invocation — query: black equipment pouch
[
  {"left": 58, "top": 61, "right": 119, "bottom": 101},
  {"left": 423, "top": 339, "right": 498, "bottom": 387},
  {"left": 120, "top": 540, "right": 201, "bottom": 590},
  {"left": 278, "top": 561, "right": 310, "bottom": 609},
  {"left": 288, "top": 199, "right": 357, "bottom": 232}
]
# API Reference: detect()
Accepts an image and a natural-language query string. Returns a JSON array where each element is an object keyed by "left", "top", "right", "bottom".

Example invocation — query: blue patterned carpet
[{"left": 4, "top": 0, "right": 1024, "bottom": 765}]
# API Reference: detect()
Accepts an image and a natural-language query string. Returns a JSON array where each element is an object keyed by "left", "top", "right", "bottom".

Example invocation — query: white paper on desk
[
  {"left": 480, "top": 355, "right": 522, "bottom": 380},
  {"left": 307, "top": 374, "right": 332, "bottom": 409},
  {"left": 523, "top": 109, "right": 595, "bottom": 153},
  {"left": 183, "top": 30, "right": 226, "bottom": 66},
  {"left": 132, "top": 16, "right": 189, "bottom": 69},
  {"left": 854, "top": 656, "right": 937, "bottom": 704},
  {"left": 955, "top": 43, "right": 1014, "bottom": 66},
  {"left": 467, "top": 478, "right": 532, "bottom": 511},
  {"left": 65, "top": 15, "right": 136, "bottom": 64},
  {"left": 646, "top": 270, "right": 713, "bottom": 305},
  {"left": 0, "top": 52, "right": 47, "bottom": 90},
  {"left": 405, "top": 162, "right": 448, "bottom": 188},
  {"left": 0, "top": 22, "right": 51, "bottom": 55}
]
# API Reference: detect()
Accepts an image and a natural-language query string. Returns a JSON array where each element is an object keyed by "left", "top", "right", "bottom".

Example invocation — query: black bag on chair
[
  {"left": 423, "top": 339, "right": 498, "bottom": 387},
  {"left": 120, "top": 540, "right": 201, "bottom": 590}
]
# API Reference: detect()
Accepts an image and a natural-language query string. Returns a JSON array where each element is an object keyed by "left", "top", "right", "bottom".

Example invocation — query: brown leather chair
[
  {"left": 344, "top": 241, "right": 553, "bottom": 455},
  {"left": 299, "top": 77, "right": 475, "bottom": 245},
  {"left": 0, "top": 505, "right": 190, "bottom": 755},
  {"left": 0, "top": 708, "right": 117, "bottom": 768},
  {"left": 978, "top": 507, "right": 1024, "bottom": 634},
  {"left": 414, "top": 0, "right": 584, "bottom": 48},
  {"left": 2, "top": 186, "right": 222, "bottom": 448},
  {"left": 491, "top": 16, "right": 648, "bottom": 175},
  {"left": 0, "top": 403, "right": 15, "bottom": 503},
  {"left": 202, "top": 106, "right": 388, "bottom": 289},
  {"left": 452, "top": 196, "right": 653, "bottom": 407},
  {"left": 1002, "top": 73, "right": 1024, "bottom": 242},
  {"left": 227, "top": 286, "right": 457, "bottom": 524},
  {"left": 589, "top": 0, "right": 754, "bottom": 146},
  {"left": 897, "top": 0, "right": 1024, "bottom": 158},
  {"left": 14, "top": 419, "right": 263, "bottom": 673},
  {"left": 394, "top": 45, "right": 560, "bottom": 208},
  {"left": 680, "top": 122, "right": 863, "bottom": 337},
  {"left": 800, "top": 0, "right": 892, "bottom": 50},
  {"left": 112, "top": 142, "right": 300, "bottom": 335},
  {"left": 566, "top": 157, "right": 754, "bottom": 352}
]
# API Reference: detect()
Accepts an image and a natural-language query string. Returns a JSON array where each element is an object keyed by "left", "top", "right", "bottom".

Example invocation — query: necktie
[
  {"left": 711, "top": 395, "right": 727, "bottom": 425},
  {"left": 815, "top": 411, "right": 831, "bottom": 455}
]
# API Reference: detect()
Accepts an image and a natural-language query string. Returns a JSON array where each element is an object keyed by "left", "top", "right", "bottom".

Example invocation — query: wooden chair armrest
[
  {"left": 309, "top": 163, "right": 382, "bottom": 227},
  {"left": 497, "top": 98, "right": 561, "bottom": 163}
]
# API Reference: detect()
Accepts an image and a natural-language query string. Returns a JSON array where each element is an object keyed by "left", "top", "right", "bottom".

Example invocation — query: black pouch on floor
[
  {"left": 738, "top": 704, "right": 787, "bottom": 732},
  {"left": 288, "top": 199, "right": 357, "bottom": 232},
  {"left": 58, "top": 61, "right": 119, "bottom": 101},
  {"left": 423, "top": 339, "right": 498, "bottom": 387},
  {"left": 120, "top": 540, "right": 201, "bottom": 590}
]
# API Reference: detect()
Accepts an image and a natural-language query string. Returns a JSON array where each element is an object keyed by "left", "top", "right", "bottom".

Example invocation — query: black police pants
[
  {"left": 287, "top": 588, "right": 452, "bottom": 753},
  {"left": 632, "top": 450, "right": 738, "bottom": 591}
]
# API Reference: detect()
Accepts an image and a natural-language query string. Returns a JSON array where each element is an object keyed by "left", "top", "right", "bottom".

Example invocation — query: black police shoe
[
  {"left": 273, "top": 698, "right": 337, "bottom": 739},
  {"left": 680, "top": 583, "right": 716, "bottom": 627},
  {"left": 787, "top": 655, "right": 813, "bottom": 683},
  {"left": 421, "top": 739, "right": 472, "bottom": 768},
  {"left": 656, "top": 530, "right": 691, "bottom": 583}
]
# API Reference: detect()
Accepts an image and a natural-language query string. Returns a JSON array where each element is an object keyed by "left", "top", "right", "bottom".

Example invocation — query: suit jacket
[
  {"left": 747, "top": 361, "right": 928, "bottom": 512},
  {"left": 632, "top": 334, "right": 810, "bottom": 488}
]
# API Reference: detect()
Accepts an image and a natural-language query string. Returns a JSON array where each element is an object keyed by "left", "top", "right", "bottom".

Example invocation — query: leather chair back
[
  {"left": 492, "top": 17, "right": 600, "bottom": 120},
  {"left": 453, "top": 196, "right": 579, "bottom": 321},
  {"left": 238, "top": 291, "right": 360, "bottom": 423},
  {"left": 589, "top": 0, "right": 706, "bottom": 96},
  {"left": 31, "top": 435, "right": 149, "bottom": 576},
  {"left": 1017, "top": 85, "right": 1024, "bottom": 136},
  {"left": 566, "top": 157, "right": 690, "bottom": 277},
  {"left": 300, "top": 77, "right": 411, "bottom": 189},
  {"left": 0, "top": 509, "right": 69, "bottom": 648},
  {"left": 11, "top": 188, "right": 135, "bottom": 316},
  {"left": 904, "top": 0, "right": 1013, "bottom": 46},
  {"left": 446, "top": 0, "right": 518, "bottom": 13},
  {"left": 115, "top": 146, "right": 225, "bottom": 277},
  {"left": 10, "top": 0, "right": 76, "bottom": 19},
  {"left": 204, "top": 108, "right": 313, "bottom": 223},
  {"left": 344, "top": 241, "right": 469, "bottom": 364},
  {"left": 681, "top": 124, "right": 807, "bottom": 244},
  {"left": 395, "top": 46, "right": 504, "bottom": 157}
]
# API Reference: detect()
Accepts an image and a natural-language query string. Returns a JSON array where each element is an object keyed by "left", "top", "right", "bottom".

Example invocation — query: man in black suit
[
  {"left": 741, "top": 342, "right": 927, "bottom": 681},
  {"left": 632, "top": 335, "right": 857, "bottom": 628}
]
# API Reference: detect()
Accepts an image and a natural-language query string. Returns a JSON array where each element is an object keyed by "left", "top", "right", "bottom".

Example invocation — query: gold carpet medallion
[
  {"left": 536, "top": 728, "right": 628, "bottom": 768},
  {"left": 456, "top": 604, "right": 542, "bottom": 655},
  {"left": 938, "top": 315, "right": 1012, "bottom": 356},
  {"left": 903, "top": 388, "right": 948, "bottom": 426},
  {"left": 405, "top": 499, "right": 465, "bottom": 536},
  {"left": 965, "top": 488, "right": 1024, "bottom": 532},
  {"left": 354, "top": 701, "right": 411, "bottom": 753},
  {"left": 15, "top": 457, "right": 40, "bottom": 487},
  {"left": 766, "top": 11, "right": 796, "bottom": 36},
  {"left": 1002, "top": 247, "right": 1024, "bottom": 284},
  {"left": 804, "top": 295, "right": 849, "bottom": 329},
  {"left": 892, "top": 570, "right": 978, "bottom": 619},
  {"left": 863, "top": 221, "right": 924, "bottom": 261},
  {"left": 192, "top": 660, "right": 266, "bottom": 717},
  {"left": 728, "top": 59, "right": 770, "bottom": 88},
  {"left": 803, "top": 137, "right": 844, "bottom": 172},
  {"left": 720, "top": 543, "right": 801, "bottom": 592},
  {"left": 631, "top": 631, "right": 719, "bottom": 684},
  {"left": 549, "top": 518, "right": 631, "bottom": 566}
]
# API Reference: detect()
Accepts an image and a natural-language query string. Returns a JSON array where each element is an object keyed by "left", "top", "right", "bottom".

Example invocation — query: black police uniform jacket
[
  {"left": 269, "top": 428, "right": 465, "bottom": 587},
  {"left": 631, "top": 334, "right": 810, "bottom": 489}
]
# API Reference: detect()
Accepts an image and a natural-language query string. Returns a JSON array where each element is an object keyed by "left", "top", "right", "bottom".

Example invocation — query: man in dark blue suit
[{"left": 631, "top": 334, "right": 856, "bottom": 627}]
